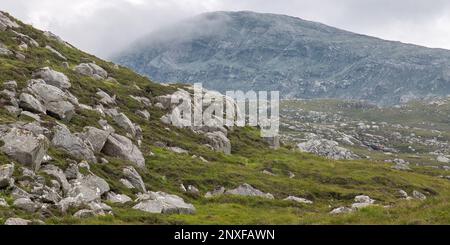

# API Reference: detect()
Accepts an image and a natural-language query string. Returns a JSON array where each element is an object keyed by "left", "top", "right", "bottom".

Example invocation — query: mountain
[
  {"left": 2, "top": 10, "right": 450, "bottom": 225},
  {"left": 114, "top": 11, "right": 450, "bottom": 105}
]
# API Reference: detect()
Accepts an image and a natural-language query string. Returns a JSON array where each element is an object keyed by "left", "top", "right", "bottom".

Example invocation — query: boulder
[
  {"left": 130, "top": 95, "right": 151, "bottom": 107},
  {"left": 73, "top": 209, "right": 97, "bottom": 218},
  {"left": 51, "top": 125, "right": 97, "bottom": 163},
  {"left": 102, "top": 133, "right": 145, "bottom": 168},
  {"left": 0, "top": 12, "right": 20, "bottom": 30},
  {"left": 0, "top": 89, "right": 18, "bottom": 106},
  {"left": 330, "top": 207, "right": 354, "bottom": 214},
  {"left": 0, "top": 163, "right": 14, "bottom": 188},
  {"left": 111, "top": 112, "right": 137, "bottom": 138},
  {"left": 74, "top": 63, "right": 108, "bottom": 79},
  {"left": 0, "top": 198, "right": 8, "bottom": 207},
  {"left": 120, "top": 178, "right": 135, "bottom": 189},
  {"left": 122, "top": 166, "right": 146, "bottom": 192},
  {"left": 96, "top": 90, "right": 116, "bottom": 106},
  {"left": 13, "top": 198, "right": 38, "bottom": 212},
  {"left": 187, "top": 185, "right": 200, "bottom": 195},
  {"left": 67, "top": 174, "right": 110, "bottom": 203},
  {"left": 32, "top": 67, "right": 71, "bottom": 89},
  {"left": 133, "top": 191, "right": 196, "bottom": 214},
  {"left": 2, "top": 80, "right": 17, "bottom": 91},
  {"left": 105, "top": 192, "right": 132, "bottom": 204},
  {"left": 412, "top": 190, "right": 427, "bottom": 200},
  {"left": 19, "top": 93, "right": 46, "bottom": 114},
  {"left": 351, "top": 195, "right": 376, "bottom": 210},
  {"left": 205, "top": 186, "right": 226, "bottom": 198},
  {"left": 225, "top": 183, "right": 274, "bottom": 199},
  {"left": 205, "top": 131, "right": 231, "bottom": 155},
  {"left": 136, "top": 110, "right": 150, "bottom": 120},
  {"left": 80, "top": 126, "right": 110, "bottom": 153},
  {"left": 41, "top": 164, "right": 71, "bottom": 194},
  {"left": 0, "top": 127, "right": 49, "bottom": 171},
  {"left": 64, "top": 163, "right": 81, "bottom": 180},
  {"left": 284, "top": 196, "right": 313, "bottom": 204},
  {"left": 4, "top": 218, "right": 31, "bottom": 226}
]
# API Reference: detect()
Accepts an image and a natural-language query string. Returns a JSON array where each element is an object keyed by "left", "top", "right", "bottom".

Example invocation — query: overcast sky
[{"left": 2, "top": 0, "right": 450, "bottom": 59}]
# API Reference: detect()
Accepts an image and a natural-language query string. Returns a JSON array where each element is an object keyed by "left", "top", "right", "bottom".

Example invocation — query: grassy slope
[{"left": 1, "top": 12, "right": 450, "bottom": 224}]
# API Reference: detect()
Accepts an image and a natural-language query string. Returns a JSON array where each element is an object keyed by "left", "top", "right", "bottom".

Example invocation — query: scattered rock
[
  {"left": 136, "top": 110, "right": 150, "bottom": 120},
  {"left": 0, "top": 198, "right": 9, "bottom": 207},
  {"left": 51, "top": 125, "right": 97, "bottom": 163},
  {"left": 45, "top": 45, "right": 67, "bottom": 60},
  {"left": 0, "top": 163, "right": 14, "bottom": 188},
  {"left": 187, "top": 185, "right": 200, "bottom": 195},
  {"left": 73, "top": 209, "right": 96, "bottom": 218},
  {"left": 96, "top": 90, "right": 116, "bottom": 106},
  {"left": 123, "top": 166, "right": 146, "bottom": 192},
  {"left": 412, "top": 190, "right": 427, "bottom": 200},
  {"left": 13, "top": 198, "right": 38, "bottom": 212},
  {"left": 105, "top": 191, "right": 132, "bottom": 204},
  {"left": 2, "top": 80, "right": 17, "bottom": 91},
  {"left": 32, "top": 67, "right": 71, "bottom": 89},
  {"left": 330, "top": 207, "right": 353, "bottom": 214},
  {"left": 4, "top": 218, "right": 31, "bottom": 225},
  {"left": 167, "top": 147, "right": 188, "bottom": 154},
  {"left": 283, "top": 196, "right": 313, "bottom": 204},
  {"left": 80, "top": 126, "right": 110, "bottom": 153},
  {"left": 0, "top": 12, "right": 20, "bottom": 30},
  {"left": 102, "top": 133, "right": 145, "bottom": 168},
  {"left": 225, "top": 183, "right": 274, "bottom": 199},
  {"left": 120, "top": 178, "right": 135, "bottom": 189},
  {"left": 437, "top": 155, "right": 450, "bottom": 163},
  {"left": 133, "top": 191, "right": 196, "bottom": 214},
  {"left": 41, "top": 164, "right": 71, "bottom": 194},
  {"left": 205, "top": 131, "right": 231, "bottom": 155},
  {"left": 19, "top": 93, "right": 46, "bottom": 114},
  {"left": 297, "top": 138, "right": 358, "bottom": 160},
  {"left": 130, "top": 95, "right": 151, "bottom": 107},
  {"left": 205, "top": 186, "right": 226, "bottom": 198},
  {"left": 0, "top": 127, "right": 49, "bottom": 171},
  {"left": 74, "top": 63, "right": 108, "bottom": 79}
]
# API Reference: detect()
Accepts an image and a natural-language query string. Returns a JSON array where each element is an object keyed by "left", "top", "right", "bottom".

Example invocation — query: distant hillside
[{"left": 114, "top": 11, "right": 450, "bottom": 105}]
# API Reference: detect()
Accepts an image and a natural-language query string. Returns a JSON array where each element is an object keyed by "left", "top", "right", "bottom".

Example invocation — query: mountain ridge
[{"left": 114, "top": 11, "right": 450, "bottom": 105}]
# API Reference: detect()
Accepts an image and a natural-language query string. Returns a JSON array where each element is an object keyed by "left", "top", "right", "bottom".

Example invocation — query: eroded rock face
[
  {"left": 0, "top": 127, "right": 49, "bottom": 171},
  {"left": 102, "top": 133, "right": 145, "bottom": 168},
  {"left": 51, "top": 125, "right": 97, "bottom": 163},
  {"left": 133, "top": 191, "right": 196, "bottom": 214},
  {"left": 32, "top": 67, "right": 71, "bottom": 89},
  {"left": 74, "top": 63, "right": 108, "bottom": 79},
  {"left": 225, "top": 183, "right": 274, "bottom": 199}
]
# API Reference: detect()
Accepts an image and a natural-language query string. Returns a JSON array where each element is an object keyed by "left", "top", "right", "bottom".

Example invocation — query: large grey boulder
[
  {"left": 123, "top": 166, "right": 146, "bottom": 192},
  {"left": 351, "top": 195, "right": 376, "bottom": 210},
  {"left": 67, "top": 174, "right": 110, "bottom": 203},
  {"left": 133, "top": 191, "right": 196, "bottom": 214},
  {"left": 32, "top": 67, "right": 71, "bottom": 89},
  {"left": 19, "top": 93, "right": 46, "bottom": 114},
  {"left": 205, "top": 131, "right": 231, "bottom": 155},
  {"left": 74, "top": 63, "right": 108, "bottom": 79},
  {"left": 26, "top": 79, "right": 75, "bottom": 121},
  {"left": 0, "top": 163, "right": 14, "bottom": 188},
  {"left": 51, "top": 125, "right": 97, "bottom": 163},
  {"left": 105, "top": 191, "right": 132, "bottom": 204},
  {"left": 80, "top": 127, "right": 110, "bottom": 153},
  {"left": 0, "top": 127, "right": 49, "bottom": 171},
  {"left": 4, "top": 218, "right": 31, "bottom": 226},
  {"left": 225, "top": 183, "right": 274, "bottom": 199},
  {"left": 96, "top": 90, "right": 116, "bottom": 106},
  {"left": 102, "top": 133, "right": 145, "bottom": 168},
  {"left": 112, "top": 112, "right": 137, "bottom": 137},
  {"left": 13, "top": 198, "right": 38, "bottom": 212}
]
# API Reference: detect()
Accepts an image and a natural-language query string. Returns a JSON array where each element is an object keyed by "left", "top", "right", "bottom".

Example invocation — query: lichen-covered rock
[
  {"left": 106, "top": 192, "right": 132, "bottom": 204},
  {"left": 74, "top": 63, "right": 108, "bottom": 79},
  {"left": 32, "top": 67, "right": 71, "bottom": 89},
  {"left": 122, "top": 166, "right": 146, "bottom": 192},
  {"left": 0, "top": 163, "right": 14, "bottom": 188},
  {"left": 225, "top": 183, "right": 274, "bottom": 199},
  {"left": 133, "top": 191, "right": 196, "bottom": 214},
  {"left": 205, "top": 131, "right": 231, "bottom": 155},
  {"left": 80, "top": 126, "right": 110, "bottom": 153},
  {"left": 19, "top": 93, "right": 46, "bottom": 114}
]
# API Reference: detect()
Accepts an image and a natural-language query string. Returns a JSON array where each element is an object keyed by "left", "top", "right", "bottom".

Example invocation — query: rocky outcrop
[
  {"left": 51, "top": 125, "right": 97, "bottom": 163},
  {"left": 74, "top": 63, "right": 108, "bottom": 80},
  {"left": 0, "top": 12, "right": 20, "bottom": 31},
  {"left": 102, "top": 133, "right": 145, "bottom": 168},
  {"left": 225, "top": 183, "right": 274, "bottom": 199},
  {"left": 1, "top": 127, "right": 49, "bottom": 171},
  {"left": 133, "top": 191, "right": 195, "bottom": 214}
]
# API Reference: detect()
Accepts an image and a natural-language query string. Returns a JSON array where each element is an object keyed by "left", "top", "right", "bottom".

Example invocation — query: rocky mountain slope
[
  {"left": 114, "top": 11, "right": 450, "bottom": 106},
  {"left": 1, "top": 11, "right": 450, "bottom": 225}
]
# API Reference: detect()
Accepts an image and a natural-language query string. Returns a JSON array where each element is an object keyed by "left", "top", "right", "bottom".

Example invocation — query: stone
[
  {"left": 0, "top": 89, "right": 18, "bottom": 106},
  {"left": 106, "top": 192, "right": 132, "bottom": 204},
  {"left": 3, "top": 80, "right": 17, "bottom": 90},
  {"left": 0, "top": 12, "right": 20, "bottom": 30},
  {"left": 64, "top": 163, "right": 81, "bottom": 180},
  {"left": 13, "top": 198, "right": 38, "bottom": 212},
  {"left": 80, "top": 126, "right": 110, "bottom": 153},
  {"left": 73, "top": 209, "right": 96, "bottom": 218},
  {"left": 4, "top": 105, "right": 22, "bottom": 116},
  {"left": 67, "top": 174, "right": 110, "bottom": 203},
  {"left": 96, "top": 90, "right": 116, "bottom": 105},
  {"left": 136, "top": 110, "right": 150, "bottom": 120},
  {"left": 167, "top": 147, "right": 188, "bottom": 154},
  {"left": 205, "top": 186, "right": 226, "bottom": 198},
  {"left": 330, "top": 207, "right": 354, "bottom": 214},
  {"left": 51, "top": 125, "right": 97, "bottom": 163},
  {"left": 0, "top": 198, "right": 8, "bottom": 207},
  {"left": 74, "top": 63, "right": 108, "bottom": 79},
  {"left": 0, "top": 127, "right": 49, "bottom": 171},
  {"left": 20, "top": 111, "right": 41, "bottom": 121},
  {"left": 225, "top": 183, "right": 274, "bottom": 199},
  {"left": 45, "top": 45, "right": 67, "bottom": 60},
  {"left": 398, "top": 190, "right": 409, "bottom": 199},
  {"left": 0, "top": 163, "right": 14, "bottom": 188},
  {"left": 32, "top": 67, "right": 71, "bottom": 89},
  {"left": 412, "top": 190, "right": 427, "bottom": 200},
  {"left": 120, "top": 178, "right": 135, "bottom": 189},
  {"left": 111, "top": 112, "right": 137, "bottom": 137},
  {"left": 4, "top": 218, "right": 31, "bottom": 225},
  {"left": 437, "top": 155, "right": 450, "bottom": 163},
  {"left": 297, "top": 138, "right": 358, "bottom": 160},
  {"left": 284, "top": 196, "right": 313, "bottom": 204},
  {"left": 41, "top": 164, "right": 71, "bottom": 194},
  {"left": 19, "top": 93, "right": 46, "bottom": 114},
  {"left": 205, "top": 131, "right": 231, "bottom": 155},
  {"left": 123, "top": 166, "right": 146, "bottom": 192},
  {"left": 133, "top": 191, "right": 196, "bottom": 214},
  {"left": 187, "top": 185, "right": 200, "bottom": 195},
  {"left": 354, "top": 195, "right": 375, "bottom": 204},
  {"left": 102, "top": 133, "right": 145, "bottom": 168}
]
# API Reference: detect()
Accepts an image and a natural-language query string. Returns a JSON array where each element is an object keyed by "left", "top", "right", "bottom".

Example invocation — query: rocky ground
[{"left": 1, "top": 11, "right": 450, "bottom": 225}]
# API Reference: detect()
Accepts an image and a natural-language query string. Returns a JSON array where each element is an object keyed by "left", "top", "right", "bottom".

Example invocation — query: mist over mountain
[{"left": 114, "top": 11, "right": 450, "bottom": 105}]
